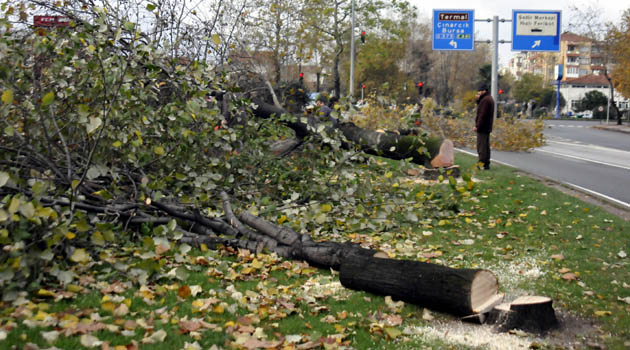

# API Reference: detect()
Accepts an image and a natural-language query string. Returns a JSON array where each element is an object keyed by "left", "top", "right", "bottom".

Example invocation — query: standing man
[
  {"left": 474, "top": 83, "right": 495, "bottom": 170},
  {"left": 316, "top": 95, "right": 332, "bottom": 119}
]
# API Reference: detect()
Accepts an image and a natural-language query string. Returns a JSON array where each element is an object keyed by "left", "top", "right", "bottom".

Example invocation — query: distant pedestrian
[
  {"left": 316, "top": 95, "right": 331, "bottom": 119},
  {"left": 474, "top": 83, "right": 495, "bottom": 170}
]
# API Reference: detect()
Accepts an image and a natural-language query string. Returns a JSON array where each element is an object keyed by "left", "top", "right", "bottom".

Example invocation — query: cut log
[
  {"left": 487, "top": 296, "right": 559, "bottom": 334},
  {"left": 339, "top": 254, "right": 500, "bottom": 316}
]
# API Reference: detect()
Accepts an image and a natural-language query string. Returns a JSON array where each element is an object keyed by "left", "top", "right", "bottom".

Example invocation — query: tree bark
[{"left": 339, "top": 253, "right": 501, "bottom": 316}]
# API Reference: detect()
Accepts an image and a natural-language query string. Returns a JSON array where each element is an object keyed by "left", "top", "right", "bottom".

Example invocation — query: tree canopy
[
  {"left": 608, "top": 9, "right": 630, "bottom": 99},
  {"left": 0, "top": 2, "right": 467, "bottom": 298}
]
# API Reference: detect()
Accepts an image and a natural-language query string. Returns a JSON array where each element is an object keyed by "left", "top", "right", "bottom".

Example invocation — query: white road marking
[
  {"left": 455, "top": 148, "right": 630, "bottom": 209},
  {"left": 565, "top": 182, "right": 630, "bottom": 209},
  {"left": 534, "top": 148, "right": 630, "bottom": 171}
]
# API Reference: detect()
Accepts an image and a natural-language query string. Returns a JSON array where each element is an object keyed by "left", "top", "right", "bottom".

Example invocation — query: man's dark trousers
[{"left": 476, "top": 132, "right": 491, "bottom": 169}]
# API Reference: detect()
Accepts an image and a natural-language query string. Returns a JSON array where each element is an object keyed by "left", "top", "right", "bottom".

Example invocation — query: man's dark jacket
[{"left": 475, "top": 92, "right": 495, "bottom": 133}]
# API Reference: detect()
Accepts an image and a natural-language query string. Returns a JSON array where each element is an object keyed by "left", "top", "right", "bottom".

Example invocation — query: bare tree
[{"left": 568, "top": 3, "right": 623, "bottom": 124}]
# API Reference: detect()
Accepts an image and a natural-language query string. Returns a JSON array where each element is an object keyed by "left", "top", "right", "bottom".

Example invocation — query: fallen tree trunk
[
  {"left": 252, "top": 100, "right": 445, "bottom": 166},
  {"left": 339, "top": 253, "right": 502, "bottom": 316},
  {"left": 216, "top": 192, "right": 502, "bottom": 317}
]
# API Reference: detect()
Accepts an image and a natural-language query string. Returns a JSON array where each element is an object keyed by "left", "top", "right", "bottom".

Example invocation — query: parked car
[{"left": 576, "top": 110, "right": 593, "bottom": 119}]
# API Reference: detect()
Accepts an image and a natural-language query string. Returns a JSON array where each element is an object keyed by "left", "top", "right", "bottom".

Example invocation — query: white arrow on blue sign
[
  {"left": 512, "top": 10, "right": 561, "bottom": 52},
  {"left": 432, "top": 9, "right": 474, "bottom": 51}
]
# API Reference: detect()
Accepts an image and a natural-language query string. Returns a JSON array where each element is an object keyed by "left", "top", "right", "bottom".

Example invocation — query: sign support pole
[{"left": 555, "top": 80, "right": 561, "bottom": 119}]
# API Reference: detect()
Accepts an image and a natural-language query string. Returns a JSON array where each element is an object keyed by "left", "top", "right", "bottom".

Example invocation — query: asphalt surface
[{"left": 460, "top": 119, "right": 630, "bottom": 213}]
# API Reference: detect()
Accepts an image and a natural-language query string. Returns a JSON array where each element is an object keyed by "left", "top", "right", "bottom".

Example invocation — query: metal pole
[
  {"left": 491, "top": 16, "right": 498, "bottom": 119},
  {"left": 349, "top": 0, "right": 355, "bottom": 98},
  {"left": 555, "top": 80, "right": 560, "bottom": 119},
  {"left": 606, "top": 87, "right": 610, "bottom": 124}
]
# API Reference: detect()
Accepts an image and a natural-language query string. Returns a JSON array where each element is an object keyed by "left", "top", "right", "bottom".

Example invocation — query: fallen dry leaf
[
  {"left": 141, "top": 329, "right": 167, "bottom": 344},
  {"left": 562, "top": 273, "right": 577, "bottom": 281},
  {"left": 113, "top": 303, "right": 129, "bottom": 317},
  {"left": 80, "top": 334, "right": 103, "bottom": 348},
  {"left": 178, "top": 285, "right": 191, "bottom": 299}
]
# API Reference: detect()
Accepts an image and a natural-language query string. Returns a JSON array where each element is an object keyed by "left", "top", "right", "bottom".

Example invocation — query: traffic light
[
  {"left": 299, "top": 72, "right": 304, "bottom": 82},
  {"left": 417, "top": 81, "right": 423, "bottom": 96},
  {"left": 360, "top": 31, "right": 365, "bottom": 43},
  {"left": 361, "top": 84, "right": 366, "bottom": 89},
  {"left": 498, "top": 89, "right": 503, "bottom": 95}
]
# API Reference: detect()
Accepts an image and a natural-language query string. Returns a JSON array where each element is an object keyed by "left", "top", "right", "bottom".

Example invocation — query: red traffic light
[
  {"left": 417, "top": 82, "right": 423, "bottom": 87},
  {"left": 360, "top": 31, "right": 366, "bottom": 43},
  {"left": 361, "top": 31, "right": 365, "bottom": 36},
  {"left": 498, "top": 89, "right": 503, "bottom": 94},
  {"left": 361, "top": 84, "right": 366, "bottom": 89},
  {"left": 299, "top": 72, "right": 304, "bottom": 78}
]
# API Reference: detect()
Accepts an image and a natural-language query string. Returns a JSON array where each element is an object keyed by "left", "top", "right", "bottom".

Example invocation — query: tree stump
[
  {"left": 422, "top": 165, "right": 460, "bottom": 180},
  {"left": 339, "top": 254, "right": 501, "bottom": 316},
  {"left": 487, "top": 296, "right": 559, "bottom": 334}
]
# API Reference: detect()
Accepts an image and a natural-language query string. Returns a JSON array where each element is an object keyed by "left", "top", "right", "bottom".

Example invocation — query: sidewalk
[{"left": 591, "top": 123, "right": 630, "bottom": 134}]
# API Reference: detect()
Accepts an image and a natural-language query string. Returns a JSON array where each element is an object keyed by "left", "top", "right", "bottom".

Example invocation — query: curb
[{"left": 591, "top": 125, "right": 630, "bottom": 134}]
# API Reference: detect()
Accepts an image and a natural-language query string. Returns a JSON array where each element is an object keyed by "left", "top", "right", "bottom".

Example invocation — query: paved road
[{"left": 463, "top": 120, "right": 630, "bottom": 210}]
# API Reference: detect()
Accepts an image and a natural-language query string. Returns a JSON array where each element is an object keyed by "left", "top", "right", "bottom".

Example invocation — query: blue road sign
[
  {"left": 432, "top": 9, "right": 474, "bottom": 51},
  {"left": 512, "top": 10, "right": 561, "bottom": 52}
]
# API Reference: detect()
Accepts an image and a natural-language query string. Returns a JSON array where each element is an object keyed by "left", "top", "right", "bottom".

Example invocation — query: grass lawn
[{"left": 1, "top": 153, "right": 628, "bottom": 350}]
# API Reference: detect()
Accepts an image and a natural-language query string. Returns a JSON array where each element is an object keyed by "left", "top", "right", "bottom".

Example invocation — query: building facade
[{"left": 507, "top": 32, "right": 628, "bottom": 115}]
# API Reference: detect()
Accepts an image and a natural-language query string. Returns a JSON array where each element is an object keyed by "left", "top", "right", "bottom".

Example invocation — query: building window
[
  {"left": 568, "top": 44, "right": 576, "bottom": 52},
  {"left": 568, "top": 67, "right": 580, "bottom": 75}
]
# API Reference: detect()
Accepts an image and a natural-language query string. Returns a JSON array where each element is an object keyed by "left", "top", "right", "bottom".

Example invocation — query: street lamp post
[{"left": 349, "top": 0, "right": 355, "bottom": 98}]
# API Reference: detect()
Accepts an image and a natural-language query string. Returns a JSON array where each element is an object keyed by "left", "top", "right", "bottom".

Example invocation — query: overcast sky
[{"left": 410, "top": 0, "right": 629, "bottom": 67}]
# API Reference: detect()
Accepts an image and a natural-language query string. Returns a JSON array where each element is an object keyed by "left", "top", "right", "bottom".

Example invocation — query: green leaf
[
  {"left": 154, "top": 146, "right": 165, "bottom": 155},
  {"left": 8, "top": 196, "right": 20, "bottom": 214},
  {"left": 320, "top": 203, "right": 333, "bottom": 213},
  {"left": 167, "top": 219, "right": 177, "bottom": 231},
  {"left": 77, "top": 104, "right": 90, "bottom": 117},
  {"left": 86, "top": 117, "right": 102, "bottom": 134},
  {"left": 0, "top": 171, "right": 9, "bottom": 187},
  {"left": 70, "top": 248, "right": 91, "bottom": 264},
  {"left": 211, "top": 34, "right": 221, "bottom": 46},
  {"left": 76, "top": 220, "right": 91, "bottom": 232},
  {"left": 18, "top": 201, "right": 35, "bottom": 219},
  {"left": 123, "top": 21, "right": 136, "bottom": 31},
  {"left": 1, "top": 89, "right": 13, "bottom": 104},
  {"left": 41, "top": 91, "right": 55, "bottom": 106},
  {"left": 91, "top": 231, "right": 105, "bottom": 246},
  {"left": 146, "top": 3, "right": 156, "bottom": 11},
  {"left": 384, "top": 326, "right": 401, "bottom": 339},
  {"left": 4, "top": 126, "right": 14, "bottom": 136}
]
